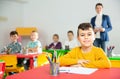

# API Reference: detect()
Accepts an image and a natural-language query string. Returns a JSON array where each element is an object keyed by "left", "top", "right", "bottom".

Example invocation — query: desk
[
  {"left": 6, "top": 65, "right": 120, "bottom": 79},
  {"left": 109, "top": 56, "right": 120, "bottom": 68},
  {"left": 0, "top": 54, "right": 38, "bottom": 69},
  {"left": 16, "top": 54, "right": 38, "bottom": 69},
  {"left": 0, "top": 60, "right": 5, "bottom": 79}
]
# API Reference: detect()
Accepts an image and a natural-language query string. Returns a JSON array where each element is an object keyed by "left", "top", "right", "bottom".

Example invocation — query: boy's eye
[
  {"left": 80, "top": 34, "right": 84, "bottom": 36},
  {"left": 88, "top": 33, "right": 92, "bottom": 36}
]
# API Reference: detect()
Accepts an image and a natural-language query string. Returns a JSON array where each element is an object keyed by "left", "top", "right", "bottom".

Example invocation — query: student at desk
[
  {"left": 47, "top": 34, "right": 62, "bottom": 49},
  {"left": 64, "top": 30, "right": 79, "bottom": 50},
  {"left": 0, "top": 31, "right": 21, "bottom": 53},
  {"left": 23, "top": 31, "right": 42, "bottom": 70},
  {"left": 59, "top": 23, "right": 111, "bottom": 68},
  {"left": 26, "top": 31, "right": 42, "bottom": 53},
  {"left": 0, "top": 31, "right": 23, "bottom": 69}
]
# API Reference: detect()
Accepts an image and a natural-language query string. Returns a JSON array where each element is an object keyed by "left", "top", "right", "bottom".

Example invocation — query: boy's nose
[{"left": 85, "top": 35, "right": 88, "bottom": 39}]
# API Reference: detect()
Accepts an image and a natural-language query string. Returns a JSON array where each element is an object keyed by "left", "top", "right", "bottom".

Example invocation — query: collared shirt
[
  {"left": 27, "top": 40, "right": 42, "bottom": 53},
  {"left": 0, "top": 42, "right": 21, "bottom": 53},
  {"left": 64, "top": 39, "right": 79, "bottom": 50},
  {"left": 95, "top": 13, "right": 102, "bottom": 38}
]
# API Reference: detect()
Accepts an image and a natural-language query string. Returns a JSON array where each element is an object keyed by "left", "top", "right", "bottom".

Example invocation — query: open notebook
[{"left": 59, "top": 67, "right": 98, "bottom": 75}]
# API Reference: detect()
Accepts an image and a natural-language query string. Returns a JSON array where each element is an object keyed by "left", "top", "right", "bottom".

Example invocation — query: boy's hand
[{"left": 77, "top": 59, "right": 89, "bottom": 67}]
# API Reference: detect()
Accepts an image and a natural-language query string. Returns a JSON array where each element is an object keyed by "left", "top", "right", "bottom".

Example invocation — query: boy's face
[
  {"left": 77, "top": 28, "right": 95, "bottom": 47},
  {"left": 53, "top": 36, "right": 59, "bottom": 42},
  {"left": 96, "top": 5, "right": 103, "bottom": 14},
  {"left": 30, "top": 32, "right": 38, "bottom": 41},
  {"left": 10, "top": 34, "right": 18, "bottom": 42},
  {"left": 67, "top": 33, "right": 74, "bottom": 41}
]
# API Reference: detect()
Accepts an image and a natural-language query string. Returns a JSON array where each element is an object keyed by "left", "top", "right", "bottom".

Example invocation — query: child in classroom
[
  {"left": 23, "top": 31, "right": 42, "bottom": 70},
  {"left": 64, "top": 30, "right": 79, "bottom": 50},
  {"left": 0, "top": 31, "right": 23, "bottom": 67},
  {"left": 59, "top": 23, "right": 111, "bottom": 68},
  {"left": 26, "top": 31, "right": 42, "bottom": 53},
  {"left": 47, "top": 34, "right": 62, "bottom": 49},
  {"left": 0, "top": 31, "right": 21, "bottom": 53}
]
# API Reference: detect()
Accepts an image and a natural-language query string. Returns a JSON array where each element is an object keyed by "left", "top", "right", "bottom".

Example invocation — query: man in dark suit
[{"left": 91, "top": 3, "right": 112, "bottom": 53}]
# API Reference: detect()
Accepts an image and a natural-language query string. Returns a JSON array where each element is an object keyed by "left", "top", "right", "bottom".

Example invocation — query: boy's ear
[
  {"left": 93, "top": 34, "right": 95, "bottom": 41},
  {"left": 77, "top": 36, "right": 80, "bottom": 41}
]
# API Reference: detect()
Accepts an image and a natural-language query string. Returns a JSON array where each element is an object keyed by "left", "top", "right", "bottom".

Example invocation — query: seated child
[
  {"left": 26, "top": 31, "right": 42, "bottom": 53},
  {"left": 0, "top": 31, "right": 21, "bottom": 53},
  {"left": 0, "top": 31, "right": 22, "bottom": 66},
  {"left": 23, "top": 31, "right": 42, "bottom": 70},
  {"left": 47, "top": 34, "right": 62, "bottom": 49},
  {"left": 59, "top": 23, "right": 111, "bottom": 68},
  {"left": 64, "top": 30, "right": 79, "bottom": 50}
]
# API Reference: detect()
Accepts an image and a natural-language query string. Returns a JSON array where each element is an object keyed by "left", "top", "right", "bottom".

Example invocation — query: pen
[
  {"left": 46, "top": 53, "right": 52, "bottom": 64},
  {"left": 54, "top": 50, "right": 57, "bottom": 63}
]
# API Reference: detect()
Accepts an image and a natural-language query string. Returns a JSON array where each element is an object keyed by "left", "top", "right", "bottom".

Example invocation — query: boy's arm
[
  {"left": 28, "top": 41, "right": 42, "bottom": 53},
  {"left": 85, "top": 49, "right": 111, "bottom": 68},
  {"left": 18, "top": 42, "right": 22, "bottom": 53},
  {"left": 28, "top": 46, "right": 39, "bottom": 53},
  {"left": 59, "top": 48, "right": 79, "bottom": 66},
  {"left": 0, "top": 47, "right": 6, "bottom": 53},
  {"left": 0, "top": 44, "right": 10, "bottom": 53}
]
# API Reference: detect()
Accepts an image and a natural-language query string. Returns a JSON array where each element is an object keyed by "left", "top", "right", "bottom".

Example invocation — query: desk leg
[{"left": 29, "top": 58, "right": 34, "bottom": 69}]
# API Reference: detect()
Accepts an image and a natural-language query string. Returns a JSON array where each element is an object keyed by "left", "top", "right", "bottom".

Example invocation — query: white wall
[
  {"left": 0, "top": 0, "right": 120, "bottom": 54},
  {"left": 0, "top": 0, "right": 24, "bottom": 48}
]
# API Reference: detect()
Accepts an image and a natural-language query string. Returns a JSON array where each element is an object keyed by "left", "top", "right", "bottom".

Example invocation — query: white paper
[{"left": 59, "top": 67, "right": 98, "bottom": 75}]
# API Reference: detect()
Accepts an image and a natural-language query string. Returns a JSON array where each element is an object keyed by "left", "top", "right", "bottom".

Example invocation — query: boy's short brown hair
[
  {"left": 77, "top": 23, "right": 93, "bottom": 37},
  {"left": 10, "top": 31, "right": 18, "bottom": 36},
  {"left": 67, "top": 30, "right": 74, "bottom": 35}
]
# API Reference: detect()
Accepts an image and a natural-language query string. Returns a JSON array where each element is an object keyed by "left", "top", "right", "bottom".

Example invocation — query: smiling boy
[{"left": 59, "top": 23, "right": 111, "bottom": 68}]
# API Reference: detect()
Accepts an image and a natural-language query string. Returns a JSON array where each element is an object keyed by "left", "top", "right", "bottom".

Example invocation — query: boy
[
  {"left": 64, "top": 30, "right": 79, "bottom": 50},
  {"left": 26, "top": 31, "right": 42, "bottom": 53},
  {"left": 23, "top": 31, "right": 42, "bottom": 70},
  {"left": 0, "top": 31, "right": 21, "bottom": 53},
  {"left": 0, "top": 31, "right": 23, "bottom": 68},
  {"left": 59, "top": 23, "right": 111, "bottom": 68}
]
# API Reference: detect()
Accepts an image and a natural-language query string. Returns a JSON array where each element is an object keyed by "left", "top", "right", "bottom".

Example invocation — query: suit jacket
[{"left": 91, "top": 14, "right": 112, "bottom": 41}]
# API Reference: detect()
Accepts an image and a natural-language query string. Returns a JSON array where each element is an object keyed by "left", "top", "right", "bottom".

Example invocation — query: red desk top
[
  {"left": 16, "top": 54, "right": 38, "bottom": 58},
  {"left": 6, "top": 65, "right": 120, "bottom": 79},
  {"left": 0, "top": 53, "right": 38, "bottom": 58}
]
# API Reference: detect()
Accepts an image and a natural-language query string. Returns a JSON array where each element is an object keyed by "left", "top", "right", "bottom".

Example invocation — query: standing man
[{"left": 91, "top": 3, "right": 112, "bottom": 53}]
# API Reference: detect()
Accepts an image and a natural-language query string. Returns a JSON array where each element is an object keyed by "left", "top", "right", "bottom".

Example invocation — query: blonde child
[
  {"left": 23, "top": 31, "right": 42, "bottom": 70},
  {"left": 26, "top": 31, "right": 42, "bottom": 53}
]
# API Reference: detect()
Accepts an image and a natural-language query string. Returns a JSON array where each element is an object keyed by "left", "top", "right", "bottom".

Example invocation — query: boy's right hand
[{"left": 77, "top": 59, "right": 89, "bottom": 67}]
